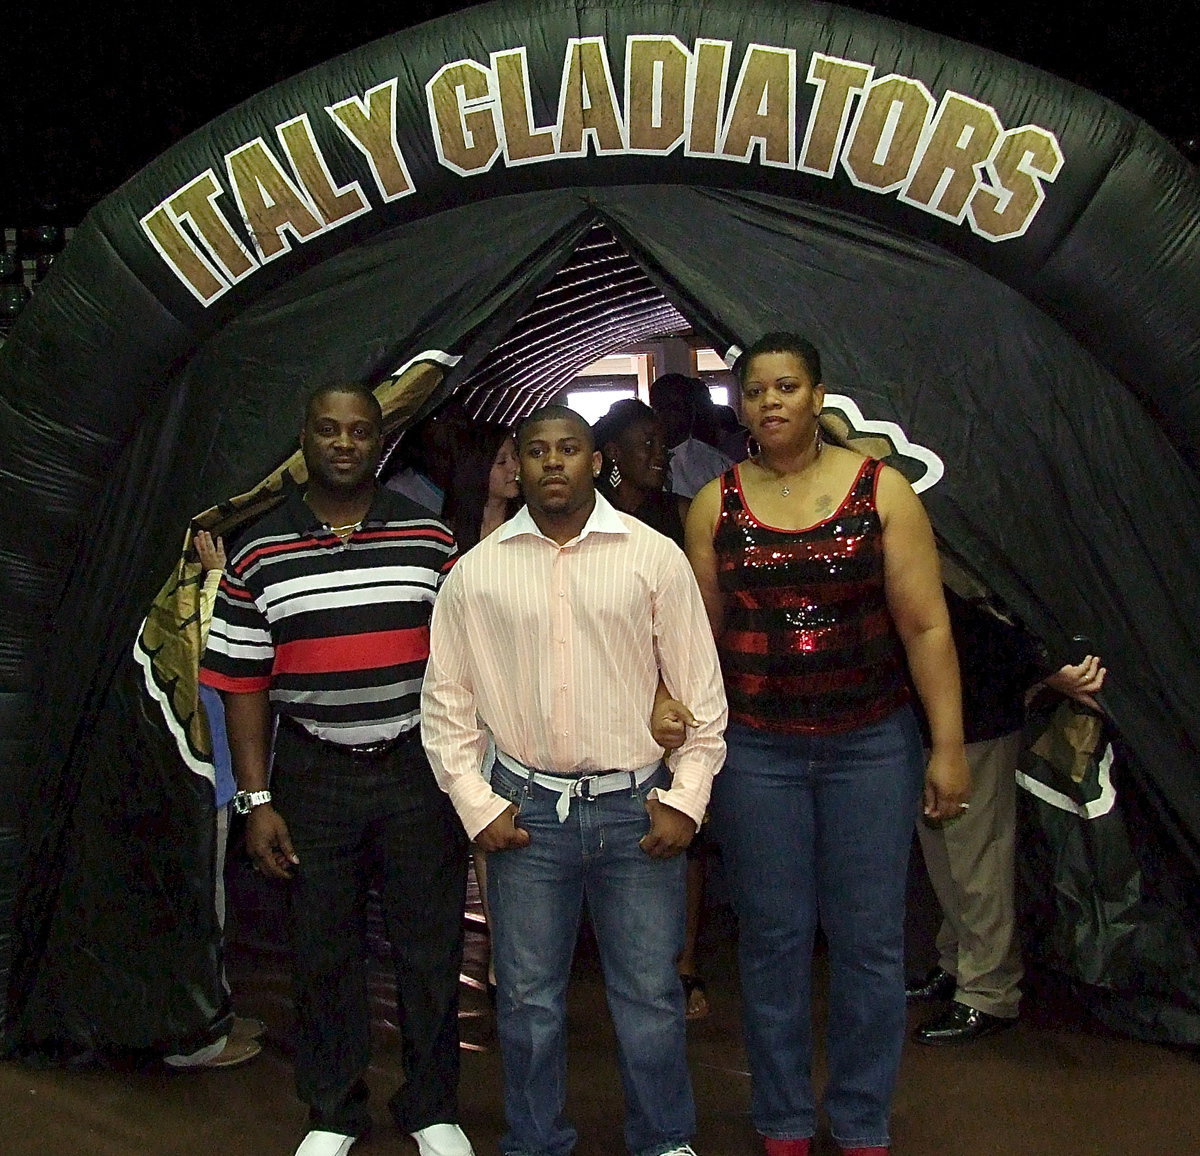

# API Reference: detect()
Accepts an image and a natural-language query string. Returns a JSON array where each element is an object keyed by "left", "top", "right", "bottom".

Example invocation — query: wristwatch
[{"left": 232, "top": 789, "right": 272, "bottom": 815}]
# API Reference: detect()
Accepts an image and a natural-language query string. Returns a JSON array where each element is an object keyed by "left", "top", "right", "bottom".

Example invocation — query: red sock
[{"left": 762, "top": 1138, "right": 811, "bottom": 1156}]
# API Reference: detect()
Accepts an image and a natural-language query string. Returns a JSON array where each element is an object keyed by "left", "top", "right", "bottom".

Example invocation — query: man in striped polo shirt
[{"left": 200, "top": 384, "right": 474, "bottom": 1156}]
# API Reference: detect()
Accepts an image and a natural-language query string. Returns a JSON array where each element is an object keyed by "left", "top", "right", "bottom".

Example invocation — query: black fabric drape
[
  {"left": 5, "top": 194, "right": 595, "bottom": 1052},
  {"left": 2, "top": 0, "right": 1198, "bottom": 1052}
]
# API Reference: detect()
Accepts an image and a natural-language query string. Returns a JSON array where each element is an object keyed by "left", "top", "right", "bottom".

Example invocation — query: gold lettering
[
  {"left": 843, "top": 75, "right": 934, "bottom": 191},
  {"left": 558, "top": 37, "right": 626, "bottom": 155},
  {"left": 278, "top": 114, "right": 369, "bottom": 225},
  {"left": 902, "top": 94, "right": 1001, "bottom": 220},
  {"left": 625, "top": 36, "right": 688, "bottom": 153},
  {"left": 686, "top": 39, "right": 731, "bottom": 156},
  {"left": 493, "top": 48, "right": 557, "bottom": 163},
  {"left": 721, "top": 45, "right": 795, "bottom": 166},
  {"left": 426, "top": 61, "right": 501, "bottom": 175},
  {"left": 799, "top": 54, "right": 872, "bottom": 176},
  {"left": 328, "top": 80, "right": 415, "bottom": 200},
  {"left": 686, "top": 39, "right": 729, "bottom": 157},
  {"left": 227, "top": 140, "right": 324, "bottom": 262},
  {"left": 140, "top": 204, "right": 227, "bottom": 305},
  {"left": 167, "top": 171, "right": 256, "bottom": 281},
  {"left": 969, "top": 125, "right": 1063, "bottom": 241}
]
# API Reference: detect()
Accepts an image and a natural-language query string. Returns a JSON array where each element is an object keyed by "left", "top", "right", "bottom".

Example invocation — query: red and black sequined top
[{"left": 713, "top": 457, "right": 910, "bottom": 736}]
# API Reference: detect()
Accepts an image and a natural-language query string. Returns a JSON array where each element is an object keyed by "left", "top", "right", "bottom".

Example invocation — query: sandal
[
  {"left": 230, "top": 1015, "right": 266, "bottom": 1041},
  {"left": 165, "top": 1033, "right": 262, "bottom": 1070},
  {"left": 680, "top": 973, "right": 710, "bottom": 1020}
]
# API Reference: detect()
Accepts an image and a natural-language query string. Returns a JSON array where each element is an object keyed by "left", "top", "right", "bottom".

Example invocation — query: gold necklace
[
  {"left": 756, "top": 436, "right": 823, "bottom": 496},
  {"left": 303, "top": 490, "right": 364, "bottom": 536}
]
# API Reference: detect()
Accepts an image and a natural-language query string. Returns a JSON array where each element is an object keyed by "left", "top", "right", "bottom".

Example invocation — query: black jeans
[{"left": 272, "top": 722, "right": 468, "bottom": 1136}]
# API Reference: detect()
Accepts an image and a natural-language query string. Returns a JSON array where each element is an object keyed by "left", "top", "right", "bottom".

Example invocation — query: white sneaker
[
  {"left": 293, "top": 1130, "right": 356, "bottom": 1156},
  {"left": 410, "top": 1122, "right": 476, "bottom": 1156},
  {"left": 658, "top": 1147, "right": 700, "bottom": 1156}
]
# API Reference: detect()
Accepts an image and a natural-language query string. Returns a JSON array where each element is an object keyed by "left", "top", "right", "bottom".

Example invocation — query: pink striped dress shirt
[{"left": 421, "top": 494, "right": 728, "bottom": 839}]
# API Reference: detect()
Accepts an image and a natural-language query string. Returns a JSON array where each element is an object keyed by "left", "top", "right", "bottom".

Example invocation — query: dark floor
[{"left": 1, "top": 851, "right": 1197, "bottom": 1156}]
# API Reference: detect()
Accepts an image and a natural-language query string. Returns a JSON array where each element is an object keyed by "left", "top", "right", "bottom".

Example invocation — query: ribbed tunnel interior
[{"left": 456, "top": 222, "right": 692, "bottom": 424}]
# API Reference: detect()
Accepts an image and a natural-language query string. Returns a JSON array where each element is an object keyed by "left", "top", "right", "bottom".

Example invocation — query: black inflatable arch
[{"left": 2, "top": 0, "right": 1199, "bottom": 1051}]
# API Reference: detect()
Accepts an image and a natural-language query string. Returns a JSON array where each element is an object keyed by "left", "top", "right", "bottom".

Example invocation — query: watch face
[{"left": 234, "top": 790, "right": 271, "bottom": 815}]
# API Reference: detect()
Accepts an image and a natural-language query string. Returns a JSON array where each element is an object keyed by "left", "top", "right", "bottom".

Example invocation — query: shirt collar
[
  {"left": 498, "top": 491, "right": 629, "bottom": 546},
  {"left": 290, "top": 483, "right": 387, "bottom": 537}
]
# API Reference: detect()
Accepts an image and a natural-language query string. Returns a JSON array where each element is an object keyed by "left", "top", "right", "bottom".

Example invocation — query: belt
[
  {"left": 280, "top": 715, "right": 417, "bottom": 761},
  {"left": 493, "top": 749, "right": 661, "bottom": 822}
]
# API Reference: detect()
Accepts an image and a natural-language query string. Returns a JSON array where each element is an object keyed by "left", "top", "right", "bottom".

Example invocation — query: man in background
[
  {"left": 648, "top": 374, "right": 734, "bottom": 500},
  {"left": 908, "top": 591, "right": 1106, "bottom": 1043}
]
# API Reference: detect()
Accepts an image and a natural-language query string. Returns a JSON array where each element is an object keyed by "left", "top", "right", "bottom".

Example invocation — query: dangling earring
[
  {"left": 607, "top": 461, "right": 622, "bottom": 488},
  {"left": 813, "top": 426, "right": 823, "bottom": 457},
  {"left": 747, "top": 437, "right": 761, "bottom": 459}
]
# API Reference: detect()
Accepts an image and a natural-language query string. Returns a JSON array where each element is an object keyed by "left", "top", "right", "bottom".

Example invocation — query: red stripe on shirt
[
  {"left": 218, "top": 576, "right": 256, "bottom": 601},
  {"left": 356, "top": 526, "right": 455, "bottom": 546},
  {"left": 273, "top": 627, "right": 430, "bottom": 675},
  {"left": 236, "top": 527, "right": 454, "bottom": 573},
  {"left": 238, "top": 537, "right": 322, "bottom": 571},
  {"left": 199, "top": 668, "right": 273, "bottom": 693}
]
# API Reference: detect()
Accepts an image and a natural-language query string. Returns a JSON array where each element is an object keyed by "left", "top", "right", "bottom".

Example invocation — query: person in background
[
  {"left": 421, "top": 404, "right": 727, "bottom": 1156},
  {"left": 594, "top": 397, "right": 714, "bottom": 1018},
  {"left": 162, "top": 529, "right": 265, "bottom": 1070},
  {"left": 441, "top": 423, "right": 522, "bottom": 552},
  {"left": 649, "top": 374, "right": 734, "bottom": 501},
  {"left": 200, "top": 384, "right": 474, "bottom": 1156},
  {"left": 383, "top": 404, "right": 468, "bottom": 515},
  {"left": 907, "top": 591, "right": 1107, "bottom": 1043},
  {"left": 439, "top": 422, "right": 523, "bottom": 1001},
  {"left": 683, "top": 332, "right": 970, "bottom": 1156},
  {"left": 712, "top": 402, "right": 750, "bottom": 463},
  {"left": 593, "top": 398, "right": 683, "bottom": 545}
]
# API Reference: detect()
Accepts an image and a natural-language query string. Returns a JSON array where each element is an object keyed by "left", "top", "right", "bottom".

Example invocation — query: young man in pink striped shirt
[{"left": 422, "top": 405, "right": 727, "bottom": 1156}]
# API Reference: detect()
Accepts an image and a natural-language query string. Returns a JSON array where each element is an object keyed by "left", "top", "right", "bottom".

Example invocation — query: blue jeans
[
  {"left": 710, "top": 710, "right": 923, "bottom": 1149},
  {"left": 487, "top": 759, "right": 693, "bottom": 1156}
]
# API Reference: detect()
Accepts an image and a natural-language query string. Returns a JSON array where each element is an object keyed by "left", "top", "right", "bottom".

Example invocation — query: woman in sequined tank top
[
  {"left": 713, "top": 455, "right": 910, "bottom": 735},
  {"left": 681, "top": 333, "right": 970, "bottom": 1156}
]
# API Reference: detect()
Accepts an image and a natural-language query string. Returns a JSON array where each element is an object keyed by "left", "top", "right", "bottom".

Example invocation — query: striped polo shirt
[{"left": 200, "top": 486, "right": 456, "bottom": 746}]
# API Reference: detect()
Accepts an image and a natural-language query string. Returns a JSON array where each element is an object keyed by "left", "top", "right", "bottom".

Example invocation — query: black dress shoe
[
  {"left": 914, "top": 1000, "right": 1017, "bottom": 1046},
  {"left": 904, "top": 966, "right": 956, "bottom": 1004}
]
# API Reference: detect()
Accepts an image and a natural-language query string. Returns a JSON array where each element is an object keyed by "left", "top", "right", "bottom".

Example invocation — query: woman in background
[
  {"left": 593, "top": 398, "right": 684, "bottom": 547},
  {"left": 440, "top": 422, "right": 522, "bottom": 1001},
  {"left": 441, "top": 423, "right": 521, "bottom": 552}
]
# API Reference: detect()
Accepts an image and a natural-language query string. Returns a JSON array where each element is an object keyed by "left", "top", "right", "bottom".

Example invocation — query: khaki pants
[{"left": 917, "top": 732, "right": 1023, "bottom": 1018}]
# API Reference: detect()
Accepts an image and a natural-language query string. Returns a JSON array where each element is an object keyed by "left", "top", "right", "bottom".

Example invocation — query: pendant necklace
[{"left": 761, "top": 434, "right": 823, "bottom": 496}]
